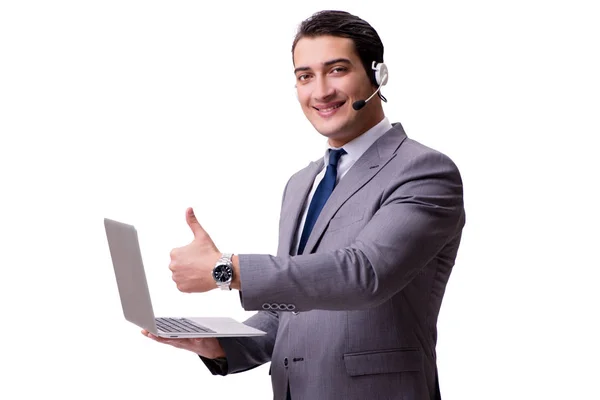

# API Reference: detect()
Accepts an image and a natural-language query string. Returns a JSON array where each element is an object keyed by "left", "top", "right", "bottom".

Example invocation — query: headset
[{"left": 352, "top": 61, "right": 388, "bottom": 110}]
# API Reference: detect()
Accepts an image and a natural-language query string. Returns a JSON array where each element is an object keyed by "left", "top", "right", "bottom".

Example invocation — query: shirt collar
[{"left": 324, "top": 117, "right": 393, "bottom": 164}]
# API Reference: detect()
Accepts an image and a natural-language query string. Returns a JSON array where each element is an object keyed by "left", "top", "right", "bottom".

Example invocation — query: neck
[{"left": 328, "top": 109, "right": 385, "bottom": 148}]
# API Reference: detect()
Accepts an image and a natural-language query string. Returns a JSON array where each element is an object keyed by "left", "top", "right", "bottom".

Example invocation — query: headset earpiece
[
  {"left": 372, "top": 61, "right": 389, "bottom": 86},
  {"left": 353, "top": 61, "right": 389, "bottom": 110}
]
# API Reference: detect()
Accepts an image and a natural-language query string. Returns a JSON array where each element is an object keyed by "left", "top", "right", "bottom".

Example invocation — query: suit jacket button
[{"left": 284, "top": 357, "right": 289, "bottom": 367}]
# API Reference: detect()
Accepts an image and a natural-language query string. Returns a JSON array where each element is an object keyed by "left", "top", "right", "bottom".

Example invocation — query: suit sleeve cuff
[
  {"left": 198, "top": 355, "right": 228, "bottom": 376},
  {"left": 198, "top": 337, "right": 260, "bottom": 375}
]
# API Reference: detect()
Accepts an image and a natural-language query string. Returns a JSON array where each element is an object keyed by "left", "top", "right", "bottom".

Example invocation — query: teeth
[{"left": 320, "top": 104, "right": 342, "bottom": 112}]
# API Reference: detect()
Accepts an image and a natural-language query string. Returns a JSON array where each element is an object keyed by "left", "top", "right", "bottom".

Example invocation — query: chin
[
  {"left": 309, "top": 115, "right": 352, "bottom": 139},
  {"left": 312, "top": 121, "right": 346, "bottom": 138}
]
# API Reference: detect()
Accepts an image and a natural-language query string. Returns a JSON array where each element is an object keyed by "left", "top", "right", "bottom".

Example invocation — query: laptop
[{"left": 103, "top": 217, "right": 266, "bottom": 338}]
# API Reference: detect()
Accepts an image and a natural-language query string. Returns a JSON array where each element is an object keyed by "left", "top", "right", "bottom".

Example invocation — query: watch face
[{"left": 213, "top": 264, "right": 232, "bottom": 283}]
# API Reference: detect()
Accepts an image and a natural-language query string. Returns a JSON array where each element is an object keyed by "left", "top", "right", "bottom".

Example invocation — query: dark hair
[{"left": 292, "top": 10, "right": 386, "bottom": 100}]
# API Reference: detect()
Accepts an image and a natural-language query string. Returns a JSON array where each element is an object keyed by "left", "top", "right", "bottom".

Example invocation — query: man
[{"left": 143, "top": 10, "right": 466, "bottom": 400}]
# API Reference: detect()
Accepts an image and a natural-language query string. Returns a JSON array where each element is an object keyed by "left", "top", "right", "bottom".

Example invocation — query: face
[{"left": 293, "top": 35, "right": 384, "bottom": 147}]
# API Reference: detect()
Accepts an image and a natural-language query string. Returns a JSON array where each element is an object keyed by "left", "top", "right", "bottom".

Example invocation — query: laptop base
[{"left": 154, "top": 316, "right": 265, "bottom": 338}]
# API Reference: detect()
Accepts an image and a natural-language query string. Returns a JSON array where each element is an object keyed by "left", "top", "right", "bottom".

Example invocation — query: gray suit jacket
[{"left": 201, "top": 122, "right": 466, "bottom": 400}]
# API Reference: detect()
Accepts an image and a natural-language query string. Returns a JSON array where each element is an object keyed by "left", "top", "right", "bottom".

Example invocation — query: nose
[{"left": 313, "top": 76, "right": 335, "bottom": 101}]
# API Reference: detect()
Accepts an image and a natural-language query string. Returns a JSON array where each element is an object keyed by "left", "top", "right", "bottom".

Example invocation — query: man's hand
[
  {"left": 169, "top": 207, "right": 221, "bottom": 293},
  {"left": 141, "top": 330, "right": 226, "bottom": 359}
]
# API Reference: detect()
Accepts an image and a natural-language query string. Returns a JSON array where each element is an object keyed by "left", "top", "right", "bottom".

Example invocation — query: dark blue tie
[{"left": 297, "top": 148, "right": 346, "bottom": 255}]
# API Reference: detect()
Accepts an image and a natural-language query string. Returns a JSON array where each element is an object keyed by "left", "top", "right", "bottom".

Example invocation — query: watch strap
[{"left": 219, "top": 253, "right": 233, "bottom": 263}]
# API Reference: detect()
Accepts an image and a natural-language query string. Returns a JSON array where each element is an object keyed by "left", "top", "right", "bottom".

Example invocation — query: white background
[{"left": 1, "top": 1, "right": 599, "bottom": 399}]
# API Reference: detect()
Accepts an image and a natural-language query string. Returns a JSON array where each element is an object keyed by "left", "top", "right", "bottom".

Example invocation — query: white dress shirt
[{"left": 292, "top": 117, "right": 393, "bottom": 254}]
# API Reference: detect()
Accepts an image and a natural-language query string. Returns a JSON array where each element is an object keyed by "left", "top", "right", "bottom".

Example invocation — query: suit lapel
[
  {"left": 302, "top": 124, "right": 408, "bottom": 255},
  {"left": 279, "top": 160, "right": 323, "bottom": 256}
]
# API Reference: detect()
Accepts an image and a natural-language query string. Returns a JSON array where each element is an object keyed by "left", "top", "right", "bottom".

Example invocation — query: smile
[{"left": 313, "top": 101, "right": 346, "bottom": 117}]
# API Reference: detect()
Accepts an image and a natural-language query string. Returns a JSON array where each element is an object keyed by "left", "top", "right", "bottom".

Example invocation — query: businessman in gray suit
[{"left": 143, "top": 10, "right": 465, "bottom": 400}]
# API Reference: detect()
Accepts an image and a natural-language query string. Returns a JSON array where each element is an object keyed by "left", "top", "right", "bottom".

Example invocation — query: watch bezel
[{"left": 212, "top": 263, "right": 233, "bottom": 284}]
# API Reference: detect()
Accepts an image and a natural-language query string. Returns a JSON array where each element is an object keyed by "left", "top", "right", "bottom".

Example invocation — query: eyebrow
[{"left": 294, "top": 58, "right": 352, "bottom": 74}]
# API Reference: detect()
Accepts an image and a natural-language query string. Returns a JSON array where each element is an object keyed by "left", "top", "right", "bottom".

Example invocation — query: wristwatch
[{"left": 212, "top": 253, "right": 234, "bottom": 290}]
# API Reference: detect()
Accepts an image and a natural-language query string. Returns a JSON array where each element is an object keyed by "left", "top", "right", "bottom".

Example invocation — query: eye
[
  {"left": 297, "top": 74, "right": 311, "bottom": 82},
  {"left": 331, "top": 66, "right": 348, "bottom": 74}
]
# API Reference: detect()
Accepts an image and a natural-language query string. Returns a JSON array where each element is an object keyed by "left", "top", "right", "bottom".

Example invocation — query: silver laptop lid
[{"left": 104, "top": 218, "right": 158, "bottom": 334}]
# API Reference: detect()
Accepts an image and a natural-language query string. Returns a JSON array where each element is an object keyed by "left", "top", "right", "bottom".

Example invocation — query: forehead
[{"left": 293, "top": 35, "right": 360, "bottom": 68}]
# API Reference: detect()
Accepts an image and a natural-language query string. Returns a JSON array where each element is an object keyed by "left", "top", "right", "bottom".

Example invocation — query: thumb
[{"left": 186, "top": 207, "right": 204, "bottom": 238}]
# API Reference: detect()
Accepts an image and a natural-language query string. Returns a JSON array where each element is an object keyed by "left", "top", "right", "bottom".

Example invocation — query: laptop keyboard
[{"left": 155, "top": 317, "right": 215, "bottom": 333}]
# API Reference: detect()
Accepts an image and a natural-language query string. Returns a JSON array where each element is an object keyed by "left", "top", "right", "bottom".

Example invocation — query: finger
[
  {"left": 185, "top": 207, "right": 205, "bottom": 238},
  {"left": 169, "top": 248, "right": 177, "bottom": 261},
  {"left": 151, "top": 336, "right": 190, "bottom": 349},
  {"left": 142, "top": 329, "right": 197, "bottom": 351},
  {"left": 143, "top": 331, "right": 173, "bottom": 343},
  {"left": 142, "top": 330, "right": 160, "bottom": 341},
  {"left": 176, "top": 282, "right": 190, "bottom": 293}
]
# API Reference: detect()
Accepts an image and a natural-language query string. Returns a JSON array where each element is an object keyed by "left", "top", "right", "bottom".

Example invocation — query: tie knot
[{"left": 328, "top": 148, "right": 346, "bottom": 167}]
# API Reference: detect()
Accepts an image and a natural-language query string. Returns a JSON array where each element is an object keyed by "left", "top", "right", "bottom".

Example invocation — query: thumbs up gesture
[{"left": 169, "top": 207, "right": 221, "bottom": 293}]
